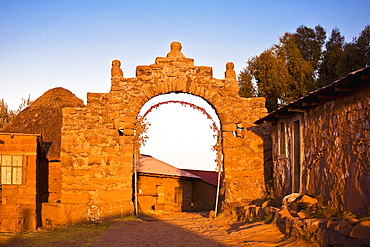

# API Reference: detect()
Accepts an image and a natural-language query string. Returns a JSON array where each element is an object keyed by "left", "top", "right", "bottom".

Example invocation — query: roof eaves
[
  {"left": 255, "top": 66, "right": 370, "bottom": 124},
  {"left": 0, "top": 132, "right": 42, "bottom": 137}
]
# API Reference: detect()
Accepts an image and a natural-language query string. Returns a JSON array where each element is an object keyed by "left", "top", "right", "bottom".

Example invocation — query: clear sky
[{"left": 1, "top": 0, "right": 369, "bottom": 170}]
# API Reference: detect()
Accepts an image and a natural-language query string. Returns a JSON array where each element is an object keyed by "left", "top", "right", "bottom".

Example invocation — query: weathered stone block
[
  {"left": 350, "top": 220, "right": 370, "bottom": 239},
  {"left": 98, "top": 189, "right": 132, "bottom": 202},
  {"left": 61, "top": 192, "right": 89, "bottom": 204},
  {"left": 88, "top": 155, "right": 104, "bottom": 165},
  {"left": 334, "top": 220, "right": 353, "bottom": 236}
]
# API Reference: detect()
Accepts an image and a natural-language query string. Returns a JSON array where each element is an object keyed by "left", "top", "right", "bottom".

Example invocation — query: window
[
  {"left": 278, "top": 121, "right": 286, "bottom": 156},
  {"left": 1, "top": 155, "right": 23, "bottom": 184}
]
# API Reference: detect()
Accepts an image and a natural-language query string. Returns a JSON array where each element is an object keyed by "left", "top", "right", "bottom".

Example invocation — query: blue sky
[{"left": 1, "top": 0, "right": 369, "bottom": 170}]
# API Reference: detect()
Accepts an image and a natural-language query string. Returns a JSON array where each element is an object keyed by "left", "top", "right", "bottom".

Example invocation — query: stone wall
[
  {"left": 304, "top": 84, "right": 370, "bottom": 215},
  {"left": 191, "top": 180, "right": 217, "bottom": 211},
  {"left": 47, "top": 161, "right": 61, "bottom": 203},
  {"left": 272, "top": 83, "right": 370, "bottom": 216},
  {"left": 57, "top": 42, "right": 268, "bottom": 224}
]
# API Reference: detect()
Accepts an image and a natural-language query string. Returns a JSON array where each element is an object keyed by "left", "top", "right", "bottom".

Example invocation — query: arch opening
[
  {"left": 138, "top": 92, "right": 221, "bottom": 171},
  {"left": 133, "top": 92, "right": 223, "bottom": 213}
]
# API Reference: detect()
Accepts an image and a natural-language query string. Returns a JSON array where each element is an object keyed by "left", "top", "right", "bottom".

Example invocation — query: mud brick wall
[
  {"left": 0, "top": 134, "right": 41, "bottom": 232},
  {"left": 191, "top": 180, "right": 217, "bottom": 211},
  {"left": 56, "top": 42, "right": 268, "bottom": 224},
  {"left": 137, "top": 175, "right": 192, "bottom": 212}
]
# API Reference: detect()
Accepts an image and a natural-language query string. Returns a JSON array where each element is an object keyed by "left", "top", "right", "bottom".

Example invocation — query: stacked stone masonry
[
  {"left": 272, "top": 75, "right": 370, "bottom": 216},
  {"left": 53, "top": 42, "right": 268, "bottom": 224}
]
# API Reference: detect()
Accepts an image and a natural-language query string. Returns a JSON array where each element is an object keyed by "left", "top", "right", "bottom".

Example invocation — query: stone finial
[
  {"left": 111, "top": 59, "right": 123, "bottom": 80},
  {"left": 225, "top": 62, "right": 236, "bottom": 80},
  {"left": 167, "top": 41, "right": 185, "bottom": 58}
]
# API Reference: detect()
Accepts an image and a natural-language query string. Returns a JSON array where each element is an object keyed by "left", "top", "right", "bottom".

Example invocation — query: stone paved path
[{"left": 92, "top": 212, "right": 314, "bottom": 247}]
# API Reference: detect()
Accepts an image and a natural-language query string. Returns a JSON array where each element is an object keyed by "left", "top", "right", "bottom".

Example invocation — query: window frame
[
  {"left": 291, "top": 118, "right": 302, "bottom": 193},
  {"left": 277, "top": 120, "right": 287, "bottom": 159},
  {"left": 0, "top": 155, "right": 23, "bottom": 185}
]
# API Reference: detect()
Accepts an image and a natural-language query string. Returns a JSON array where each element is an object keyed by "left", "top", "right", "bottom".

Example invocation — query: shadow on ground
[
  {"left": 92, "top": 219, "right": 226, "bottom": 247},
  {"left": 0, "top": 212, "right": 314, "bottom": 247}
]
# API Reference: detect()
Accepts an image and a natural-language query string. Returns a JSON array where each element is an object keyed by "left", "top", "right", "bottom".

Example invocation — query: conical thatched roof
[{"left": 0, "top": 87, "right": 85, "bottom": 160}]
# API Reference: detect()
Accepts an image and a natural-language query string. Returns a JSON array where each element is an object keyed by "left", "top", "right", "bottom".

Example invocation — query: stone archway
[{"left": 57, "top": 42, "right": 267, "bottom": 224}]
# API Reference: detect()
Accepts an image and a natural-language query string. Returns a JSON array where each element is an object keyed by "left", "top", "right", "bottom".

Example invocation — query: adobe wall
[
  {"left": 191, "top": 180, "right": 217, "bottom": 211},
  {"left": 0, "top": 134, "right": 41, "bottom": 232},
  {"left": 57, "top": 42, "right": 268, "bottom": 224},
  {"left": 137, "top": 175, "right": 192, "bottom": 212},
  {"left": 47, "top": 161, "right": 61, "bottom": 203},
  {"left": 273, "top": 83, "right": 370, "bottom": 216}
]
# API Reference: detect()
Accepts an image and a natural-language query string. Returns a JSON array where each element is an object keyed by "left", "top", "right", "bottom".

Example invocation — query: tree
[
  {"left": 0, "top": 99, "right": 13, "bottom": 129},
  {"left": 295, "top": 25, "right": 326, "bottom": 66},
  {"left": 357, "top": 25, "right": 370, "bottom": 67},
  {"left": 238, "top": 68, "right": 255, "bottom": 98},
  {"left": 317, "top": 28, "right": 345, "bottom": 87},
  {"left": 277, "top": 32, "right": 315, "bottom": 97},
  {"left": 238, "top": 24, "right": 368, "bottom": 112},
  {"left": 247, "top": 48, "right": 292, "bottom": 111},
  {"left": 0, "top": 95, "right": 33, "bottom": 129},
  {"left": 240, "top": 26, "right": 327, "bottom": 112},
  {"left": 338, "top": 25, "right": 370, "bottom": 77}
]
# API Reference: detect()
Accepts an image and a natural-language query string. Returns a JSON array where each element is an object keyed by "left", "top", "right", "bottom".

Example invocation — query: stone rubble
[{"left": 229, "top": 194, "right": 370, "bottom": 246}]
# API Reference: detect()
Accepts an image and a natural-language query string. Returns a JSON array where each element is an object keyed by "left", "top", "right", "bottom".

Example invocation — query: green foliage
[
  {"left": 247, "top": 47, "right": 292, "bottom": 111},
  {"left": 238, "top": 67, "right": 255, "bottom": 98},
  {"left": 317, "top": 28, "right": 345, "bottom": 87},
  {"left": 263, "top": 212, "right": 274, "bottom": 224},
  {"left": 239, "top": 24, "right": 370, "bottom": 112},
  {"left": 294, "top": 25, "right": 326, "bottom": 68},
  {"left": 277, "top": 32, "right": 315, "bottom": 96},
  {"left": 310, "top": 204, "right": 337, "bottom": 218},
  {"left": 337, "top": 25, "right": 370, "bottom": 77}
]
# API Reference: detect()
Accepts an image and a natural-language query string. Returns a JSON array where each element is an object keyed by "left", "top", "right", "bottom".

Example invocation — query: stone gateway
[{"left": 46, "top": 42, "right": 268, "bottom": 224}]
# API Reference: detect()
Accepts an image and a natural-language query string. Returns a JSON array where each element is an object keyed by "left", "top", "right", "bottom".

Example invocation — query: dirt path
[{"left": 92, "top": 212, "right": 314, "bottom": 247}]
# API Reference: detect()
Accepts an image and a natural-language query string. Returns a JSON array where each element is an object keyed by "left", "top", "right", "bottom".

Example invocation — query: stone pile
[{"left": 228, "top": 194, "right": 370, "bottom": 246}]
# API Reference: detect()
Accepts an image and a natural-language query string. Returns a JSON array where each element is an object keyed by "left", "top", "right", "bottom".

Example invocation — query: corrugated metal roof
[{"left": 137, "top": 155, "right": 200, "bottom": 179}]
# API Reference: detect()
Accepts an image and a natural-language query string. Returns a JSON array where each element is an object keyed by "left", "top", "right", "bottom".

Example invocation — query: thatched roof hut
[{"left": 0, "top": 87, "right": 85, "bottom": 160}]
